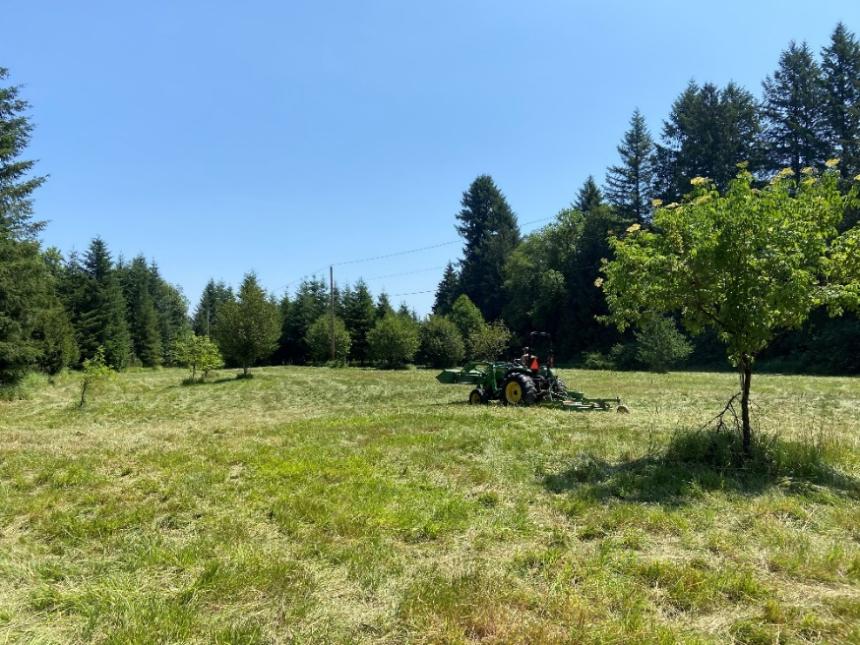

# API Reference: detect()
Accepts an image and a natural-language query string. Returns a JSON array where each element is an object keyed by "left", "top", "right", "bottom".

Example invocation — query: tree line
[
  {"left": 432, "top": 23, "right": 860, "bottom": 374},
  {"left": 2, "top": 23, "right": 859, "bottom": 388}
]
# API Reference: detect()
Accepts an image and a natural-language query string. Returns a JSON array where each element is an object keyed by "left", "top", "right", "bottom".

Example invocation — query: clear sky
[{"left": 5, "top": 0, "right": 859, "bottom": 315}]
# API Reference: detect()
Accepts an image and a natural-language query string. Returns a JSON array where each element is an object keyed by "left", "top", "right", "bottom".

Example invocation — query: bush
[
  {"left": 448, "top": 295, "right": 485, "bottom": 354},
  {"left": 368, "top": 314, "right": 420, "bottom": 368},
  {"left": 79, "top": 347, "right": 114, "bottom": 407},
  {"left": 305, "top": 315, "right": 351, "bottom": 365},
  {"left": 171, "top": 332, "right": 224, "bottom": 382},
  {"left": 419, "top": 316, "right": 464, "bottom": 368},
  {"left": 468, "top": 321, "right": 511, "bottom": 360},
  {"left": 635, "top": 316, "right": 692, "bottom": 372}
]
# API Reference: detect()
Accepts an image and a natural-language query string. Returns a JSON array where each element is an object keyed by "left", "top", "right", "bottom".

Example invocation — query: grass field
[{"left": 1, "top": 366, "right": 859, "bottom": 644}]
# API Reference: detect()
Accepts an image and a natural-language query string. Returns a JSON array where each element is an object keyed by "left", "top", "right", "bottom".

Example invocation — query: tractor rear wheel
[
  {"left": 469, "top": 389, "right": 486, "bottom": 405},
  {"left": 502, "top": 373, "right": 537, "bottom": 406}
]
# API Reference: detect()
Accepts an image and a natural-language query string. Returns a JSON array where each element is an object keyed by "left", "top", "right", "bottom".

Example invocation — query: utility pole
[{"left": 329, "top": 265, "right": 336, "bottom": 361}]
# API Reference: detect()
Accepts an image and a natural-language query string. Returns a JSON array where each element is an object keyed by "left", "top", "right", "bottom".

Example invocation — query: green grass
[{"left": 1, "top": 366, "right": 859, "bottom": 643}]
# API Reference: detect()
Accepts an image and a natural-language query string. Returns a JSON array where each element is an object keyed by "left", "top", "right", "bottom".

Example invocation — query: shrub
[
  {"left": 368, "top": 314, "right": 419, "bottom": 368},
  {"left": 419, "top": 316, "right": 465, "bottom": 368},
  {"left": 448, "top": 295, "right": 485, "bottom": 353},
  {"left": 468, "top": 321, "right": 511, "bottom": 360},
  {"left": 79, "top": 347, "right": 114, "bottom": 407},
  {"left": 635, "top": 316, "right": 692, "bottom": 372},
  {"left": 305, "top": 315, "right": 351, "bottom": 365}
]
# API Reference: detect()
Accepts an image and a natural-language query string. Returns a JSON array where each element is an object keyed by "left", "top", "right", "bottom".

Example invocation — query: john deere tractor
[{"left": 437, "top": 332, "right": 628, "bottom": 412}]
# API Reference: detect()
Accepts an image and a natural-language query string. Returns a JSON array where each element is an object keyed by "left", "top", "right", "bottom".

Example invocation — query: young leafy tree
[
  {"left": 432, "top": 262, "right": 461, "bottom": 316},
  {"left": 762, "top": 41, "right": 829, "bottom": 177},
  {"left": 74, "top": 238, "right": 132, "bottom": 369},
  {"left": 448, "top": 294, "right": 485, "bottom": 356},
  {"left": 215, "top": 273, "right": 279, "bottom": 377},
  {"left": 171, "top": 331, "right": 223, "bottom": 382},
  {"left": 574, "top": 176, "right": 604, "bottom": 214},
  {"left": 821, "top": 23, "right": 860, "bottom": 178},
  {"left": 605, "top": 109, "right": 655, "bottom": 223},
  {"left": 419, "top": 316, "right": 465, "bottom": 368},
  {"left": 340, "top": 279, "right": 376, "bottom": 363},
  {"left": 456, "top": 175, "right": 521, "bottom": 320},
  {"left": 601, "top": 167, "right": 859, "bottom": 451},
  {"left": 367, "top": 314, "right": 420, "bottom": 369},
  {"left": 469, "top": 320, "right": 512, "bottom": 361},
  {"left": 305, "top": 315, "right": 351, "bottom": 364},
  {"left": 78, "top": 346, "right": 114, "bottom": 408}
]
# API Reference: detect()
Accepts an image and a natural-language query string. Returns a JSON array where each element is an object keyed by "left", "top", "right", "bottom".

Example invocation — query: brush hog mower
[{"left": 436, "top": 332, "right": 629, "bottom": 413}]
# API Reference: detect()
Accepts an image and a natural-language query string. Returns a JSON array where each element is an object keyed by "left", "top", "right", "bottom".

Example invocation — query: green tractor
[{"left": 437, "top": 332, "right": 629, "bottom": 412}]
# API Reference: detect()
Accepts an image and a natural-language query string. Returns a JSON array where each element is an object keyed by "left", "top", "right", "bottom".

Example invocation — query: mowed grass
[{"left": 1, "top": 366, "right": 859, "bottom": 644}]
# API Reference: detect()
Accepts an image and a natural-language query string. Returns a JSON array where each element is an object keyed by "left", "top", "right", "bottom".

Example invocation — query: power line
[
  {"left": 389, "top": 289, "right": 435, "bottom": 297},
  {"left": 364, "top": 265, "right": 447, "bottom": 282},
  {"left": 333, "top": 240, "right": 459, "bottom": 267}
]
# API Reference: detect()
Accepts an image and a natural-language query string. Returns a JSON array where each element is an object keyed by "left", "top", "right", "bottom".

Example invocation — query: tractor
[{"left": 436, "top": 332, "right": 629, "bottom": 412}]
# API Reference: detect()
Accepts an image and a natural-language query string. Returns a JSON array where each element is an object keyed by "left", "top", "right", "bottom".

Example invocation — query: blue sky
[{"left": 6, "top": 0, "right": 859, "bottom": 314}]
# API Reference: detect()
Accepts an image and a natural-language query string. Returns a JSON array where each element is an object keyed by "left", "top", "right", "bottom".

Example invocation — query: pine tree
[
  {"left": 574, "top": 176, "right": 604, "bottom": 213},
  {"left": 821, "top": 23, "right": 860, "bottom": 178},
  {"left": 432, "top": 262, "right": 461, "bottom": 316},
  {"left": 215, "top": 273, "right": 279, "bottom": 376},
  {"left": 456, "top": 175, "right": 520, "bottom": 320},
  {"left": 762, "top": 41, "right": 829, "bottom": 177},
  {"left": 604, "top": 109, "right": 655, "bottom": 223},
  {"left": 75, "top": 238, "right": 132, "bottom": 369},
  {"left": 340, "top": 279, "right": 376, "bottom": 363},
  {"left": 655, "top": 81, "right": 761, "bottom": 200}
]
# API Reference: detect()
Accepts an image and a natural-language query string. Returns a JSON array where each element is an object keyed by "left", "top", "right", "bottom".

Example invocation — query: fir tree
[
  {"left": 456, "top": 175, "right": 520, "bottom": 320},
  {"left": 120, "top": 256, "right": 162, "bottom": 367},
  {"left": 340, "top": 279, "right": 376, "bottom": 363},
  {"left": 821, "top": 23, "right": 860, "bottom": 178},
  {"left": 604, "top": 109, "right": 655, "bottom": 223},
  {"left": 192, "top": 279, "right": 233, "bottom": 337},
  {"left": 432, "top": 262, "right": 461, "bottom": 316},
  {"left": 762, "top": 41, "right": 829, "bottom": 177},
  {"left": 574, "top": 176, "right": 604, "bottom": 214},
  {"left": 215, "top": 273, "right": 279, "bottom": 377},
  {"left": 376, "top": 291, "right": 394, "bottom": 320},
  {"left": 75, "top": 238, "right": 132, "bottom": 369},
  {"left": 148, "top": 262, "right": 189, "bottom": 364},
  {"left": 278, "top": 277, "right": 328, "bottom": 364},
  {"left": 655, "top": 81, "right": 761, "bottom": 200}
]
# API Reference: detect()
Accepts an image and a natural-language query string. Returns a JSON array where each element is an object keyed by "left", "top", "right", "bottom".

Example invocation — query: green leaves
[{"left": 602, "top": 168, "right": 857, "bottom": 366}]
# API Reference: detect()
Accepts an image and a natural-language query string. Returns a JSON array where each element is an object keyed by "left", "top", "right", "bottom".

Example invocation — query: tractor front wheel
[
  {"left": 502, "top": 373, "right": 537, "bottom": 406},
  {"left": 469, "top": 389, "right": 486, "bottom": 405}
]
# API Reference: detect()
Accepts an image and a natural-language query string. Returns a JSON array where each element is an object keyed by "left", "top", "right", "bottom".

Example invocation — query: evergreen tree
[
  {"left": 215, "top": 273, "right": 279, "bottom": 376},
  {"left": 148, "top": 262, "right": 189, "bottom": 364},
  {"left": 0, "top": 68, "right": 77, "bottom": 385},
  {"left": 192, "top": 279, "right": 233, "bottom": 337},
  {"left": 340, "top": 279, "right": 376, "bottom": 363},
  {"left": 376, "top": 291, "right": 394, "bottom": 319},
  {"left": 456, "top": 175, "right": 520, "bottom": 320},
  {"left": 821, "top": 23, "right": 860, "bottom": 178},
  {"left": 74, "top": 238, "right": 132, "bottom": 369},
  {"left": 432, "top": 262, "right": 461, "bottom": 316},
  {"left": 278, "top": 277, "right": 327, "bottom": 364},
  {"left": 762, "top": 41, "right": 829, "bottom": 177},
  {"left": 655, "top": 81, "right": 761, "bottom": 200},
  {"left": 0, "top": 68, "right": 46, "bottom": 240},
  {"left": 120, "top": 256, "right": 162, "bottom": 367},
  {"left": 574, "top": 176, "right": 604, "bottom": 213},
  {"left": 604, "top": 109, "right": 655, "bottom": 223}
]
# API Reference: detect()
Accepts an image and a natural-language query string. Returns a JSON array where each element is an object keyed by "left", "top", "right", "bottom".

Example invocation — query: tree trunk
[
  {"left": 243, "top": 364, "right": 249, "bottom": 377},
  {"left": 739, "top": 356, "right": 752, "bottom": 454}
]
